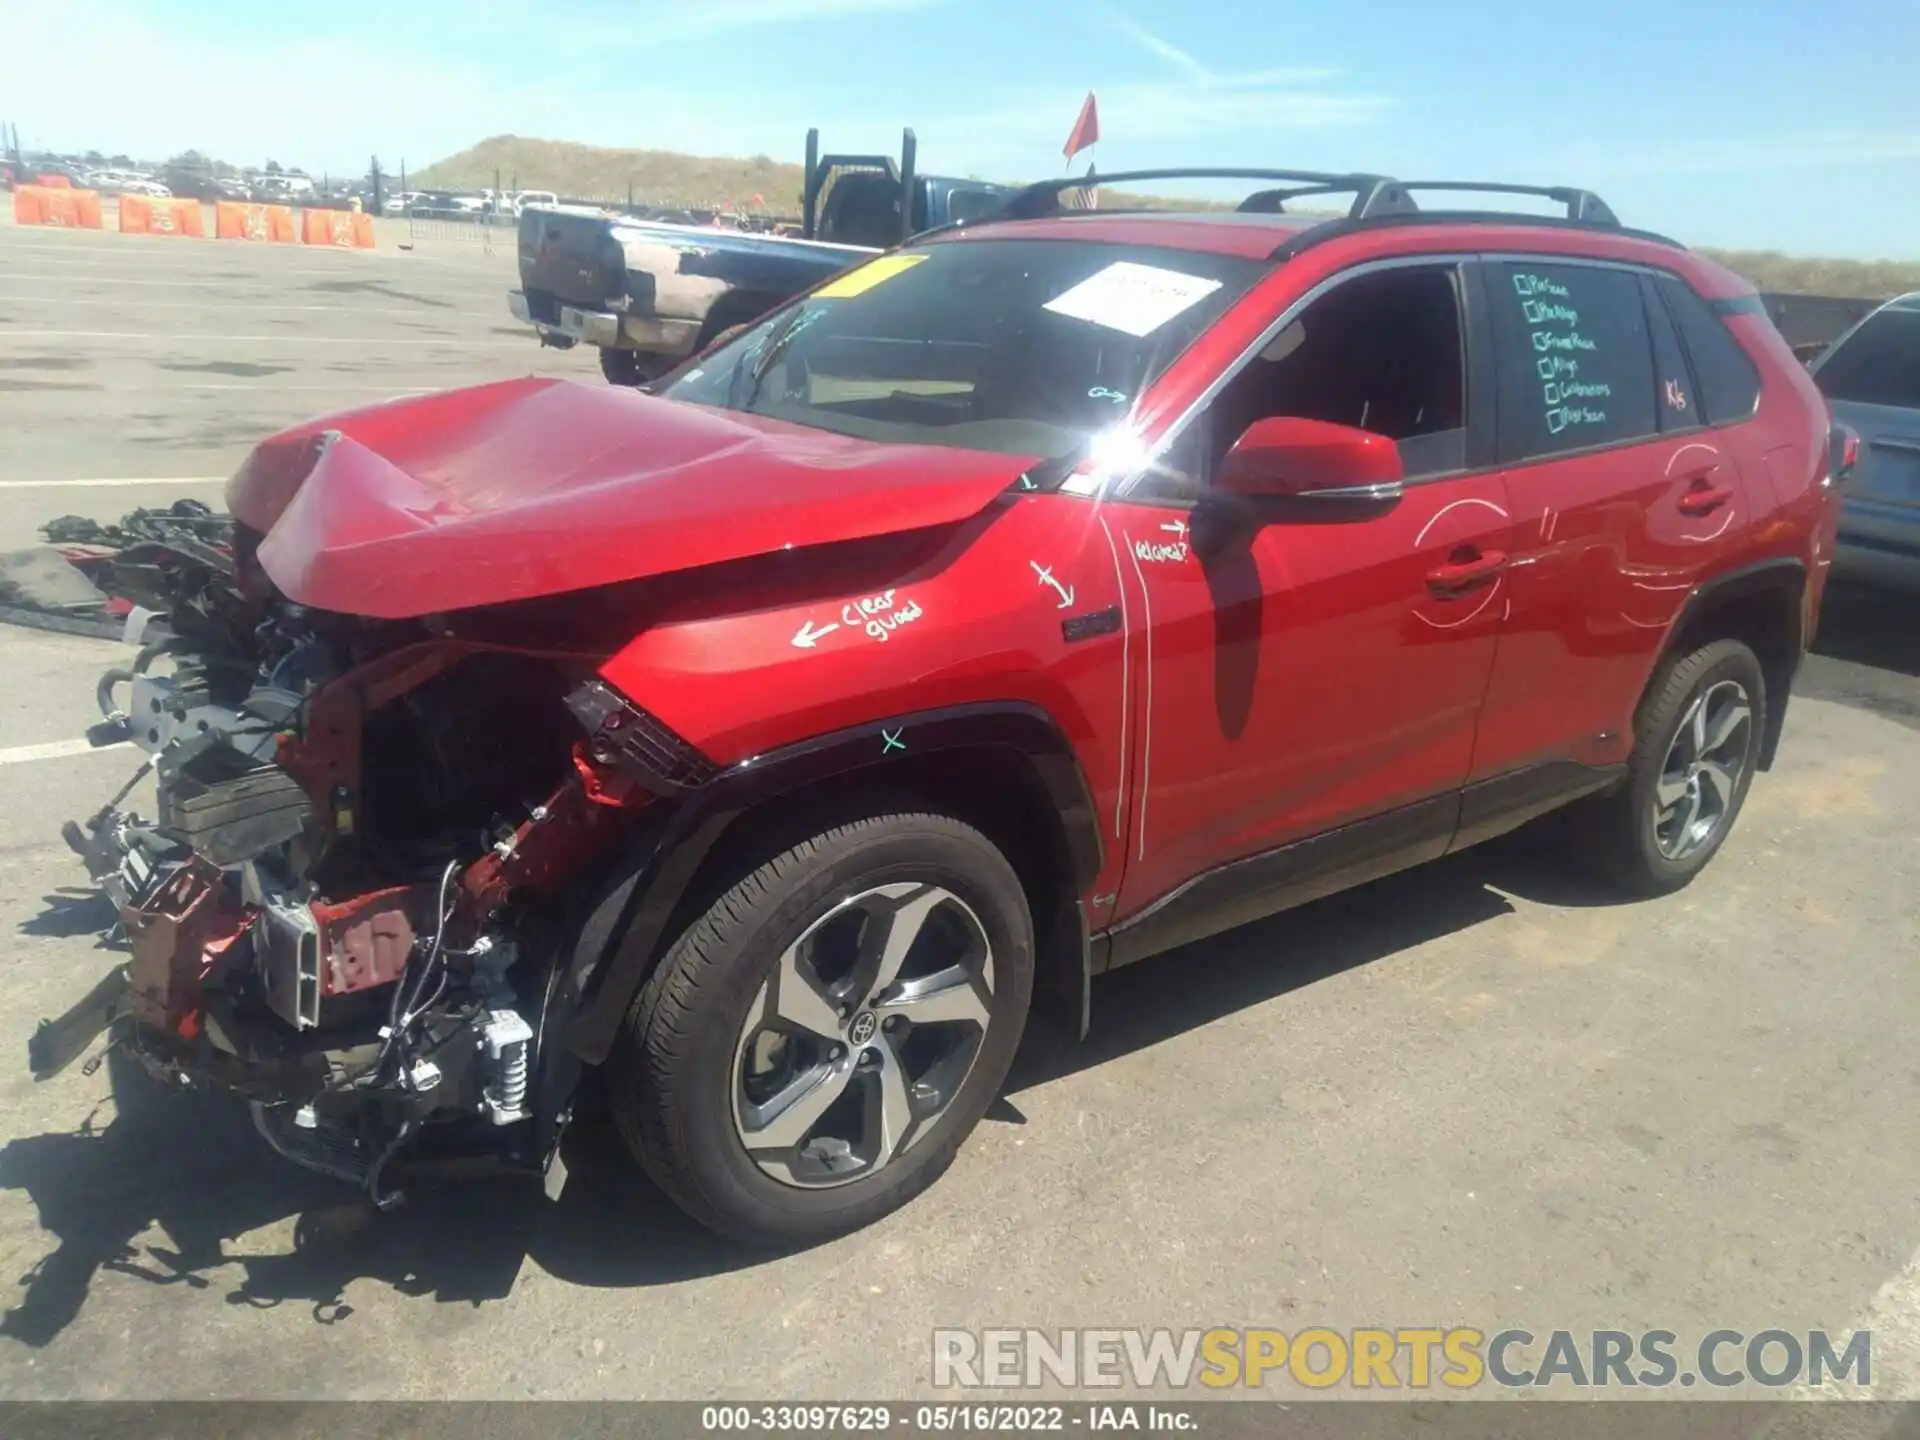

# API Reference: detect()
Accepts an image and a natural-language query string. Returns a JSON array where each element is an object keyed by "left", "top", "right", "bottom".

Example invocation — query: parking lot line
[
  {"left": 0, "top": 253, "right": 499, "bottom": 275},
  {"left": 0, "top": 330, "right": 526, "bottom": 347},
  {"left": 0, "top": 294, "right": 499, "bottom": 318},
  {"left": 0, "top": 476, "right": 223, "bottom": 489},
  {"left": 1, "top": 274, "right": 497, "bottom": 291},
  {"left": 0, "top": 738, "right": 130, "bottom": 766},
  {"left": 12, "top": 385, "right": 441, "bottom": 395}
]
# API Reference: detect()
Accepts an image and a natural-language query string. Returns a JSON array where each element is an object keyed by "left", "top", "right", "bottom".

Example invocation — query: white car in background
[
  {"left": 255, "top": 175, "right": 315, "bottom": 200},
  {"left": 512, "top": 190, "right": 558, "bottom": 216},
  {"left": 86, "top": 170, "right": 171, "bottom": 197}
]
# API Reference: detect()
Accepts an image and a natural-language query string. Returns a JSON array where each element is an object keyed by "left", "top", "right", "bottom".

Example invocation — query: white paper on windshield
[{"left": 1042, "top": 261, "right": 1224, "bottom": 338}]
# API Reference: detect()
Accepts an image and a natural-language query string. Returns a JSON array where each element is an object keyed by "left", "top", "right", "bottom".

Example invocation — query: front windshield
[{"left": 660, "top": 238, "right": 1262, "bottom": 461}]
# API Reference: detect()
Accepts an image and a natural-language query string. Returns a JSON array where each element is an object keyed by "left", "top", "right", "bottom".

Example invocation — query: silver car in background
[{"left": 1811, "top": 293, "right": 1920, "bottom": 590}]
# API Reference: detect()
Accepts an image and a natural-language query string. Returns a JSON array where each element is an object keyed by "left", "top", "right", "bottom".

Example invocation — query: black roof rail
[
  {"left": 992, "top": 169, "right": 1626, "bottom": 228},
  {"left": 995, "top": 168, "right": 1401, "bottom": 221},
  {"left": 1237, "top": 182, "right": 1413, "bottom": 216},
  {"left": 1268, "top": 211, "right": 1685, "bottom": 263},
  {"left": 1391, "top": 180, "right": 1619, "bottom": 226},
  {"left": 982, "top": 167, "right": 1661, "bottom": 256}
]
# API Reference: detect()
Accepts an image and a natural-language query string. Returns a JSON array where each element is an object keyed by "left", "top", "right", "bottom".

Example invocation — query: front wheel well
[
  {"left": 1663, "top": 567, "right": 1805, "bottom": 770},
  {"left": 660, "top": 746, "right": 1087, "bottom": 1034}
]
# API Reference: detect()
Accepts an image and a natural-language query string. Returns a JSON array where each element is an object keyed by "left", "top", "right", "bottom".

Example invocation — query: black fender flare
[
  {"left": 1656, "top": 556, "right": 1807, "bottom": 769},
  {"left": 558, "top": 700, "right": 1103, "bottom": 1065}
]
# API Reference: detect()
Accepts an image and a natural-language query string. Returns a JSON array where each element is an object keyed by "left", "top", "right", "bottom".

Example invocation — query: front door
[{"left": 1105, "top": 261, "right": 1512, "bottom": 940}]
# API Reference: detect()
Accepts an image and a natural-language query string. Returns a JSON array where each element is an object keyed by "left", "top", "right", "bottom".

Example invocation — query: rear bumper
[
  {"left": 1834, "top": 532, "right": 1920, "bottom": 591},
  {"left": 507, "top": 290, "right": 701, "bottom": 358},
  {"left": 1834, "top": 495, "right": 1920, "bottom": 591}
]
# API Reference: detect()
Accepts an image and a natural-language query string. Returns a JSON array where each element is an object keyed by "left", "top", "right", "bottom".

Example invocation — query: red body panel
[
  {"left": 1099, "top": 481, "right": 1514, "bottom": 921},
  {"left": 222, "top": 210, "right": 1836, "bottom": 947},
  {"left": 1470, "top": 432, "right": 1763, "bottom": 776},
  {"left": 598, "top": 494, "right": 1138, "bottom": 908},
  {"left": 228, "top": 377, "right": 1042, "bottom": 620}
]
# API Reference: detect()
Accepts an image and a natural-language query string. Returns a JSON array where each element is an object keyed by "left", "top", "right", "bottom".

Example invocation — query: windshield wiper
[{"left": 732, "top": 304, "right": 813, "bottom": 412}]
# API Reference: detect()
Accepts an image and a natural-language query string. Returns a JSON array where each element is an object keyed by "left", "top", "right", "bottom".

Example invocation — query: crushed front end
[{"left": 32, "top": 517, "right": 662, "bottom": 1207}]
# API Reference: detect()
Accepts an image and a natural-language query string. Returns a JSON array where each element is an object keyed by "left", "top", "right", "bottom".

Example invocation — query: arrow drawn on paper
[
  {"left": 1030, "top": 561, "right": 1075, "bottom": 609},
  {"left": 790, "top": 619, "right": 841, "bottom": 649}
]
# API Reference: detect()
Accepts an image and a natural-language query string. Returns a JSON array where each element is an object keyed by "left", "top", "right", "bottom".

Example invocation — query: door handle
[
  {"left": 1677, "top": 483, "right": 1734, "bottom": 516},
  {"left": 1425, "top": 549, "right": 1507, "bottom": 594}
]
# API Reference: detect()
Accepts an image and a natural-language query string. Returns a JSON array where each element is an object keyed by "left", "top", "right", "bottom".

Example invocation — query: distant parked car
[
  {"left": 84, "top": 169, "right": 169, "bottom": 197},
  {"left": 512, "top": 189, "right": 558, "bottom": 216},
  {"left": 34, "top": 162, "right": 94, "bottom": 187},
  {"left": 1811, "top": 293, "right": 1920, "bottom": 590}
]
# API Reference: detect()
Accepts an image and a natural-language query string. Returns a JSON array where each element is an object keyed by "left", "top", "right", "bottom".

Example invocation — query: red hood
[{"left": 228, "top": 377, "right": 1037, "bottom": 619}]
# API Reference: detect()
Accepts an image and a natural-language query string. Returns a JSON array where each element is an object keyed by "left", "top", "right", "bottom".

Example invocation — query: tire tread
[
  {"left": 608, "top": 811, "right": 1022, "bottom": 1243},
  {"left": 1586, "top": 636, "right": 1765, "bottom": 896}
]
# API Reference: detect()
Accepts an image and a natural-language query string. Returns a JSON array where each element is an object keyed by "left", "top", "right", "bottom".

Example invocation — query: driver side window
[{"left": 1140, "top": 263, "right": 1470, "bottom": 501}]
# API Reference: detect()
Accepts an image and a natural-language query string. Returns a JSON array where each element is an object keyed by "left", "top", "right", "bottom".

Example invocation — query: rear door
[
  {"left": 1468, "top": 256, "right": 1761, "bottom": 788},
  {"left": 1811, "top": 300, "right": 1920, "bottom": 565}
]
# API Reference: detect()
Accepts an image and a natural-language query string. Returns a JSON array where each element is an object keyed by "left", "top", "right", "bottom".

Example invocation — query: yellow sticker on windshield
[{"left": 813, "top": 253, "right": 929, "bottom": 298}]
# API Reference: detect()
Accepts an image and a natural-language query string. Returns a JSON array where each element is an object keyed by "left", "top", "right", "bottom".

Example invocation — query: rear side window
[
  {"left": 1640, "top": 273, "right": 1701, "bottom": 434},
  {"left": 1655, "top": 276, "right": 1763, "bottom": 425},
  {"left": 1489, "top": 262, "right": 1658, "bottom": 461},
  {"left": 1813, "top": 306, "right": 1920, "bottom": 409}
]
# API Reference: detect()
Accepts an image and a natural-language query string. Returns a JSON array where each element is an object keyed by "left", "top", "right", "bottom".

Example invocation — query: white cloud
[
  {"left": 1112, "top": 16, "right": 1213, "bottom": 82},
  {"left": 1558, "top": 130, "right": 1920, "bottom": 179},
  {"left": 547, "top": 0, "right": 946, "bottom": 46},
  {"left": 902, "top": 67, "right": 1389, "bottom": 176},
  {"left": 5, "top": 0, "right": 1383, "bottom": 185}
]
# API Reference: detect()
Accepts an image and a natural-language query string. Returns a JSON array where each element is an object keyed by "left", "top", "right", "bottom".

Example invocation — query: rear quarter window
[
  {"left": 1488, "top": 262, "right": 1658, "bottom": 462},
  {"left": 1656, "top": 276, "right": 1764, "bottom": 425},
  {"left": 1812, "top": 307, "right": 1920, "bottom": 410}
]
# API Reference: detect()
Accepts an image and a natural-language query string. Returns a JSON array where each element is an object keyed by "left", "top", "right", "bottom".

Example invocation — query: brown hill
[
  {"left": 418, "top": 136, "right": 1920, "bottom": 298},
  {"left": 414, "top": 135, "right": 807, "bottom": 210}
]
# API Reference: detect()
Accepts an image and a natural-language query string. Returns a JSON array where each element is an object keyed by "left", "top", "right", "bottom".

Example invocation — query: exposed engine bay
[{"left": 32, "top": 516, "right": 664, "bottom": 1208}]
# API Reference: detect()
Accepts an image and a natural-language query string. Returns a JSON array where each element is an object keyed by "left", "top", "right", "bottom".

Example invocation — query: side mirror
[{"left": 1217, "top": 416, "right": 1404, "bottom": 501}]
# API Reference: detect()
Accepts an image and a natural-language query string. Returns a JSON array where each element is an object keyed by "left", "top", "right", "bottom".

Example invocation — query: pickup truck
[{"left": 508, "top": 129, "right": 1015, "bottom": 384}]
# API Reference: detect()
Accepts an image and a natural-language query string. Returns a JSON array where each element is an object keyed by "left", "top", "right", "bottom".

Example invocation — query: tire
[
  {"left": 599, "top": 348, "right": 648, "bottom": 386},
  {"left": 1582, "top": 637, "right": 1767, "bottom": 896},
  {"left": 609, "top": 812, "right": 1034, "bottom": 1246}
]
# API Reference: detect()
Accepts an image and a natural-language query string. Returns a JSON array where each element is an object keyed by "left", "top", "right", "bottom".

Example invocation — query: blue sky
[{"left": 10, "top": 0, "right": 1918, "bottom": 257}]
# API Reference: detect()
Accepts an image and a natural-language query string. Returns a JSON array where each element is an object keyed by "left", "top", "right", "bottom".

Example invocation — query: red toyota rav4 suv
[{"left": 41, "top": 169, "right": 1843, "bottom": 1246}]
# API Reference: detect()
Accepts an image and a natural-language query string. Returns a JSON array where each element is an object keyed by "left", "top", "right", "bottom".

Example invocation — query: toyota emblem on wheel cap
[{"left": 848, "top": 1011, "right": 878, "bottom": 1045}]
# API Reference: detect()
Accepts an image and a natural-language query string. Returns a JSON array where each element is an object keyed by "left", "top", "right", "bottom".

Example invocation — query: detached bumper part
[{"left": 29, "top": 963, "right": 133, "bottom": 1080}]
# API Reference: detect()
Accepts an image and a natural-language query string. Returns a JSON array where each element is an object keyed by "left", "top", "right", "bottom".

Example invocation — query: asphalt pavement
[{"left": 0, "top": 211, "right": 1917, "bottom": 1406}]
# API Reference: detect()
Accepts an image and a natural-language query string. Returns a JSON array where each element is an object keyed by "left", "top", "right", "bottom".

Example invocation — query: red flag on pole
[{"left": 1063, "top": 91, "right": 1100, "bottom": 162}]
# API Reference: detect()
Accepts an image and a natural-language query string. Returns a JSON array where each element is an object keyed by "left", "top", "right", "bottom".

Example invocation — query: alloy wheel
[
  {"left": 1653, "top": 679, "right": 1753, "bottom": 861},
  {"left": 731, "top": 882, "right": 995, "bottom": 1188}
]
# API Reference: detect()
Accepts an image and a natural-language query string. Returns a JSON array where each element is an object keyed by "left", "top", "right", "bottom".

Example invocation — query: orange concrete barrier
[
  {"left": 301, "top": 208, "right": 375, "bottom": 249},
  {"left": 118, "top": 194, "right": 206, "bottom": 237},
  {"left": 33, "top": 173, "right": 73, "bottom": 188},
  {"left": 215, "top": 200, "right": 297, "bottom": 243},
  {"left": 13, "top": 185, "right": 103, "bottom": 228}
]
